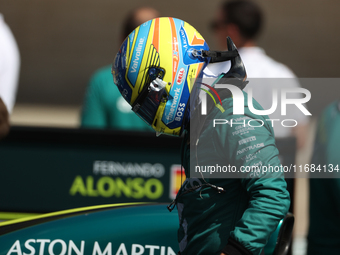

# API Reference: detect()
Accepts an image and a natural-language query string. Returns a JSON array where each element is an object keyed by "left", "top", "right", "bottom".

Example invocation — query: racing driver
[{"left": 111, "top": 17, "right": 290, "bottom": 255}]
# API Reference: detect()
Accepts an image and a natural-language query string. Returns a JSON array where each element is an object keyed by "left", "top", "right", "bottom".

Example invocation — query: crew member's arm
[
  {"left": 0, "top": 97, "right": 9, "bottom": 140},
  {"left": 311, "top": 102, "right": 340, "bottom": 213}
]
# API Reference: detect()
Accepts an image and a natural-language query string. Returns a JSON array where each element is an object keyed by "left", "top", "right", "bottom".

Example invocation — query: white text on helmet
[
  {"left": 180, "top": 27, "right": 188, "bottom": 49},
  {"left": 176, "top": 68, "right": 186, "bottom": 85},
  {"left": 131, "top": 38, "right": 145, "bottom": 73},
  {"left": 167, "top": 88, "right": 181, "bottom": 121}
]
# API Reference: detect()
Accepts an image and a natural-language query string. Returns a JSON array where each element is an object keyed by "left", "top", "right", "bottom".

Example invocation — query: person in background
[
  {"left": 81, "top": 7, "right": 159, "bottom": 130},
  {"left": 206, "top": 0, "right": 309, "bottom": 149},
  {"left": 0, "top": 97, "right": 9, "bottom": 140},
  {"left": 0, "top": 13, "right": 20, "bottom": 114},
  {"left": 307, "top": 101, "right": 340, "bottom": 255}
]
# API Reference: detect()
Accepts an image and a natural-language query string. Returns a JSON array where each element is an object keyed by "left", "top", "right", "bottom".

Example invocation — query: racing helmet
[
  {"left": 112, "top": 17, "right": 210, "bottom": 136},
  {"left": 112, "top": 17, "right": 246, "bottom": 136}
]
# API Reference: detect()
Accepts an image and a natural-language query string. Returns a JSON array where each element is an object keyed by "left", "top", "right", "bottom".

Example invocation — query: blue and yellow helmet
[{"left": 112, "top": 17, "right": 210, "bottom": 136}]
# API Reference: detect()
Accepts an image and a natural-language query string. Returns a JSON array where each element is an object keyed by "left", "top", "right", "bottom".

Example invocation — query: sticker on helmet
[
  {"left": 127, "top": 20, "right": 152, "bottom": 87},
  {"left": 176, "top": 68, "right": 186, "bottom": 85}
]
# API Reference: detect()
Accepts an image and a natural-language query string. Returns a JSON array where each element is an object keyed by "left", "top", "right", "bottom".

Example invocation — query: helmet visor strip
[{"left": 132, "top": 67, "right": 168, "bottom": 126}]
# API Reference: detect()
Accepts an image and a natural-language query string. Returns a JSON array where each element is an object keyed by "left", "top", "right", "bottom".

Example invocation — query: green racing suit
[{"left": 176, "top": 92, "right": 290, "bottom": 255}]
